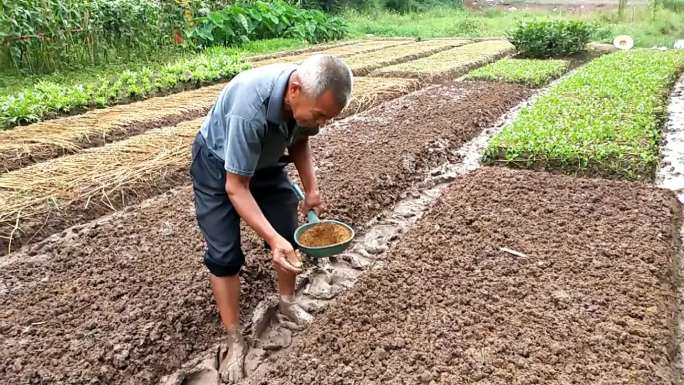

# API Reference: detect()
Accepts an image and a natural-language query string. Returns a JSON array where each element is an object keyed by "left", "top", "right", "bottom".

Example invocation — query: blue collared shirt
[{"left": 200, "top": 63, "right": 319, "bottom": 176}]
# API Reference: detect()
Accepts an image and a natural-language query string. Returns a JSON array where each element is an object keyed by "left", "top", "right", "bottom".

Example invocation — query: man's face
[{"left": 288, "top": 84, "right": 343, "bottom": 129}]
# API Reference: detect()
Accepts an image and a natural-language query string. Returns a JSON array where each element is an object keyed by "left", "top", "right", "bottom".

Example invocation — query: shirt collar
[{"left": 266, "top": 66, "right": 297, "bottom": 125}]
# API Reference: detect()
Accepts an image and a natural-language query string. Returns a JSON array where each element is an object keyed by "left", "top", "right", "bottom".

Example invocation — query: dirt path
[
  {"left": 248, "top": 167, "right": 681, "bottom": 385},
  {"left": 0, "top": 81, "right": 530, "bottom": 385}
]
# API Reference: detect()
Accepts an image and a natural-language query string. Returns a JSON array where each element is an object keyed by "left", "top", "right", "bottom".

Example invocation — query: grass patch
[
  {"left": 465, "top": 58, "right": 569, "bottom": 87},
  {"left": 343, "top": 6, "right": 684, "bottom": 48},
  {"left": 343, "top": 7, "right": 511, "bottom": 38},
  {"left": 483, "top": 49, "right": 684, "bottom": 180},
  {"left": 370, "top": 40, "right": 514, "bottom": 81}
]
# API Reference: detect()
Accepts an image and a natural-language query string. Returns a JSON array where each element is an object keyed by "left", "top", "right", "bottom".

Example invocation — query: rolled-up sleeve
[{"left": 224, "top": 115, "right": 264, "bottom": 176}]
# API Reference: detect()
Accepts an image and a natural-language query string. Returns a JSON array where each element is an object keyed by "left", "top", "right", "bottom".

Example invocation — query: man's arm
[
  {"left": 225, "top": 173, "right": 301, "bottom": 273},
  {"left": 289, "top": 137, "right": 323, "bottom": 215}
]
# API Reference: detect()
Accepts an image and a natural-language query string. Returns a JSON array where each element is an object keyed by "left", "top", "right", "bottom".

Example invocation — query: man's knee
[{"left": 204, "top": 250, "right": 245, "bottom": 276}]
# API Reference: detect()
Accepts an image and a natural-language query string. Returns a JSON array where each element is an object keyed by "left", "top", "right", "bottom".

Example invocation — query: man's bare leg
[
  {"left": 276, "top": 266, "right": 312, "bottom": 326},
  {"left": 209, "top": 274, "right": 246, "bottom": 384}
]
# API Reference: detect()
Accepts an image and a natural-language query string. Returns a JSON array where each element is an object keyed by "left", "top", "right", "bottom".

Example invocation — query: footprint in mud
[
  {"left": 160, "top": 352, "right": 221, "bottom": 385},
  {"left": 304, "top": 269, "right": 336, "bottom": 300},
  {"left": 257, "top": 320, "right": 293, "bottom": 350}
]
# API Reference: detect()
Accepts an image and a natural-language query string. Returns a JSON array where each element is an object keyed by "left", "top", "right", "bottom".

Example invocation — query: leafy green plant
[
  {"left": 483, "top": 50, "right": 684, "bottom": 180},
  {"left": 508, "top": 20, "right": 594, "bottom": 58},
  {"left": 188, "top": 0, "right": 347, "bottom": 47},
  {"left": 0, "top": 48, "right": 248, "bottom": 128},
  {"left": 0, "top": 37, "right": 306, "bottom": 128},
  {"left": 465, "top": 58, "right": 569, "bottom": 87},
  {"left": 0, "top": 0, "right": 193, "bottom": 73}
]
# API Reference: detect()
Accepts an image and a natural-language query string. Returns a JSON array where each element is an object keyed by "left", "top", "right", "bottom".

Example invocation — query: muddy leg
[
  {"left": 210, "top": 274, "right": 246, "bottom": 384},
  {"left": 276, "top": 265, "right": 312, "bottom": 327}
]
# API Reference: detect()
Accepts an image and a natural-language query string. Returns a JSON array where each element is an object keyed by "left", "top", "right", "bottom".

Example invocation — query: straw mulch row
[
  {"left": 251, "top": 39, "right": 413, "bottom": 68},
  {"left": 371, "top": 40, "right": 515, "bottom": 82},
  {"left": 344, "top": 39, "right": 471, "bottom": 76},
  {"left": 0, "top": 84, "right": 226, "bottom": 173}
]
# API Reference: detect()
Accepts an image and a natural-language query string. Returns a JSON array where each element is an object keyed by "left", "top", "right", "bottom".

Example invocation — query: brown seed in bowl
[{"left": 299, "top": 223, "right": 352, "bottom": 248}]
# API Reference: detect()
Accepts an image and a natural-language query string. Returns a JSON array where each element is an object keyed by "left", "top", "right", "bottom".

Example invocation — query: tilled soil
[
  {"left": 247, "top": 167, "right": 681, "bottom": 385},
  {"left": 0, "top": 187, "right": 273, "bottom": 385},
  {"left": 0, "top": 82, "right": 530, "bottom": 385}
]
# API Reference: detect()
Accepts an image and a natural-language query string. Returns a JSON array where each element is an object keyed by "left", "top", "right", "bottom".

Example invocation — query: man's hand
[
  {"left": 302, "top": 189, "right": 325, "bottom": 217},
  {"left": 270, "top": 236, "right": 303, "bottom": 274}
]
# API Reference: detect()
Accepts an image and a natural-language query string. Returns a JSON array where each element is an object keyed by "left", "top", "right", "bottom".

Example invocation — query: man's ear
[
  {"left": 289, "top": 80, "right": 302, "bottom": 97},
  {"left": 289, "top": 72, "right": 304, "bottom": 97}
]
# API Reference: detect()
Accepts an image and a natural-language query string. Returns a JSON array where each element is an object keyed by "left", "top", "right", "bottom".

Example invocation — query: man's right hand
[{"left": 270, "top": 236, "right": 302, "bottom": 274}]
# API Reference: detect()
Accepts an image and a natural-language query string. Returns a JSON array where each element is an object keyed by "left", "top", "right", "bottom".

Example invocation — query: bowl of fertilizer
[{"left": 291, "top": 184, "right": 355, "bottom": 257}]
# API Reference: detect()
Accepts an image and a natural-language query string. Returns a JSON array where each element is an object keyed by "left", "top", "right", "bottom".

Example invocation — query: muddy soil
[
  {"left": 0, "top": 187, "right": 274, "bottom": 385},
  {"left": 0, "top": 81, "right": 529, "bottom": 385},
  {"left": 247, "top": 167, "right": 681, "bottom": 385},
  {"left": 655, "top": 73, "right": 684, "bottom": 380}
]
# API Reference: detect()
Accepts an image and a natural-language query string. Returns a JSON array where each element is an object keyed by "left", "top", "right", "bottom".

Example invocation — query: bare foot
[
  {"left": 218, "top": 334, "right": 246, "bottom": 384},
  {"left": 279, "top": 296, "right": 313, "bottom": 328}
]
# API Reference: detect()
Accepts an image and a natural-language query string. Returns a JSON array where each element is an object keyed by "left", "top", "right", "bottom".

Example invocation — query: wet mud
[{"left": 247, "top": 167, "right": 682, "bottom": 385}]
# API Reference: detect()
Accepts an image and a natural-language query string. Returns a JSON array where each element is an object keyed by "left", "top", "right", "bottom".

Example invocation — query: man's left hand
[{"left": 302, "top": 190, "right": 324, "bottom": 216}]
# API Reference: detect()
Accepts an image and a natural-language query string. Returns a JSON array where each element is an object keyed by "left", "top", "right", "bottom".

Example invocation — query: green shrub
[
  {"left": 508, "top": 20, "right": 594, "bottom": 58},
  {"left": 188, "top": 0, "right": 347, "bottom": 47}
]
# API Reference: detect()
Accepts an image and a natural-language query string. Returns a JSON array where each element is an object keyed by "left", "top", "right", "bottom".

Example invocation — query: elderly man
[{"left": 191, "top": 54, "right": 353, "bottom": 382}]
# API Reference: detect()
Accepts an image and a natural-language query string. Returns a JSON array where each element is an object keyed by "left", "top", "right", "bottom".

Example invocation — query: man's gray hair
[{"left": 297, "top": 54, "right": 354, "bottom": 109}]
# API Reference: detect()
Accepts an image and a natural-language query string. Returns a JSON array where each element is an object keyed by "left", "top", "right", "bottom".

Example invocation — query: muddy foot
[
  {"left": 279, "top": 297, "right": 313, "bottom": 330},
  {"left": 218, "top": 335, "right": 246, "bottom": 384}
]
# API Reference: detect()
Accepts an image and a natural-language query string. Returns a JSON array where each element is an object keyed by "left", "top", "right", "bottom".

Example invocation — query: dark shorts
[{"left": 190, "top": 133, "right": 298, "bottom": 277}]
